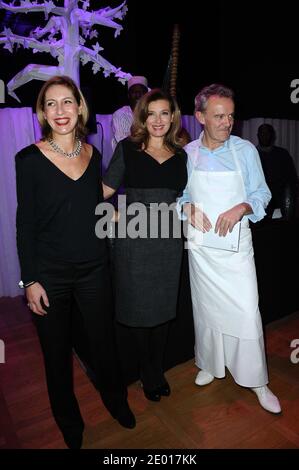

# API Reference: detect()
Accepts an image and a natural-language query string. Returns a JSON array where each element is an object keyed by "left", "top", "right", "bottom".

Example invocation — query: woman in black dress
[
  {"left": 15, "top": 75, "right": 135, "bottom": 449},
  {"left": 103, "top": 89, "right": 187, "bottom": 401}
]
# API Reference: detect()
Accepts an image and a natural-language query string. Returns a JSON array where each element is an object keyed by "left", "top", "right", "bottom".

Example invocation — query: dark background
[{"left": 0, "top": 0, "right": 298, "bottom": 119}]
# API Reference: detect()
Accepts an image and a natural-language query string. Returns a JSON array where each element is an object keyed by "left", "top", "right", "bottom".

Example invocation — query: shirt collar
[{"left": 198, "top": 131, "right": 231, "bottom": 151}]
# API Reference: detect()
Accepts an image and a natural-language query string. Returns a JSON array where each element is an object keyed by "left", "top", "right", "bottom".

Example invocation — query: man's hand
[
  {"left": 26, "top": 282, "right": 49, "bottom": 316},
  {"left": 215, "top": 203, "right": 251, "bottom": 236},
  {"left": 183, "top": 203, "right": 212, "bottom": 232}
]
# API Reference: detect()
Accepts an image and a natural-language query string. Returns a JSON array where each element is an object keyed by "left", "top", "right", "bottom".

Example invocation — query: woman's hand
[
  {"left": 183, "top": 203, "right": 212, "bottom": 232},
  {"left": 111, "top": 209, "right": 120, "bottom": 223},
  {"left": 26, "top": 282, "right": 49, "bottom": 316}
]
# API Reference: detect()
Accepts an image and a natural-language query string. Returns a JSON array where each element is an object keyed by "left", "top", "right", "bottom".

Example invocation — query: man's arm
[{"left": 244, "top": 143, "right": 272, "bottom": 222}]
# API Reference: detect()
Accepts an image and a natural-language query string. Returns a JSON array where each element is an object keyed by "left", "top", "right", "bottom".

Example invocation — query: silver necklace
[{"left": 48, "top": 138, "right": 82, "bottom": 159}]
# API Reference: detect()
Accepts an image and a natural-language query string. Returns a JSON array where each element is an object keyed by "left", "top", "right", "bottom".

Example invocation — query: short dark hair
[
  {"left": 36, "top": 75, "right": 89, "bottom": 140},
  {"left": 194, "top": 83, "right": 234, "bottom": 113}
]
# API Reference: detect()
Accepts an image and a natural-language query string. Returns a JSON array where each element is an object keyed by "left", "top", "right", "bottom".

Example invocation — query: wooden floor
[{"left": 0, "top": 296, "right": 299, "bottom": 450}]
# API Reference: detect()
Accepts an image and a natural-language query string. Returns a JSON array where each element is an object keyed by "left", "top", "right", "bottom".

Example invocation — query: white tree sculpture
[{"left": 0, "top": 0, "right": 132, "bottom": 101}]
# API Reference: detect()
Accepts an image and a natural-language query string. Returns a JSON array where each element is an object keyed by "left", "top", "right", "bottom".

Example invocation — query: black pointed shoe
[
  {"left": 113, "top": 402, "right": 136, "bottom": 429},
  {"left": 143, "top": 387, "right": 161, "bottom": 402},
  {"left": 157, "top": 381, "right": 171, "bottom": 397},
  {"left": 63, "top": 430, "right": 83, "bottom": 449}
]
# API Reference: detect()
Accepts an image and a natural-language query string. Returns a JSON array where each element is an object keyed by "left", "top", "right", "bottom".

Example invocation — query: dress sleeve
[
  {"left": 102, "top": 141, "right": 125, "bottom": 190},
  {"left": 15, "top": 150, "right": 37, "bottom": 283}
]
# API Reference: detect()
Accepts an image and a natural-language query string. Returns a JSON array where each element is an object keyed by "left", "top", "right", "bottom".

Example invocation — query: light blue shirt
[{"left": 177, "top": 132, "right": 271, "bottom": 223}]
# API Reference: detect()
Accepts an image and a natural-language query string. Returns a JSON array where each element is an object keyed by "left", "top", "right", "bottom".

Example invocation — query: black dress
[{"left": 103, "top": 138, "right": 187, "bottom": 327}]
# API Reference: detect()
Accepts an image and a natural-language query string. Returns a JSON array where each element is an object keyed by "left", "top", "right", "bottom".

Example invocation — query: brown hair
[
  {"left": 36, "top": 75, "right": 89, "bottom": 140},
  {"left": 130, "top": 88, "right": 184, "bottom": 151}
]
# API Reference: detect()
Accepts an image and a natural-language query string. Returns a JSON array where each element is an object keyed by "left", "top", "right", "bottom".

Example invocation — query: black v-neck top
[
  {"left": 15, "top": 144, "right": 107, "bottom": 283},
  {"left": 103, "top": 138, "right": 187, "bottom": 191}
]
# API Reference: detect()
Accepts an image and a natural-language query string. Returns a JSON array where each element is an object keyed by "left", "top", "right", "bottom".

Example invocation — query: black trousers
[
  {"left": 130, "top": 322, "right": 169, "bottom": 391},
  {"left": 33, "top": 257, "right": 127, "bottom": 435}
]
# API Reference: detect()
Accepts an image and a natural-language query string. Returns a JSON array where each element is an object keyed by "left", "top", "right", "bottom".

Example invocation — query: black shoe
[
  {"left": 62, "top": 430, "right": 83, "bottom": 449},
  {"left": 157, "top": 381, "right": 171, "bottom": 397},
  {"left": 113, "top": 401, "right": 136, "bottom": 429},
  {"left": 143, "top": 387, "right": 161, "bottom": 402}
]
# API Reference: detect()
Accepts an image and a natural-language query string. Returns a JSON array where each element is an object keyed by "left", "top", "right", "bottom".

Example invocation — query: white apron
[{"left": 188, "top": 141, "right": 268, "bottom": 387}]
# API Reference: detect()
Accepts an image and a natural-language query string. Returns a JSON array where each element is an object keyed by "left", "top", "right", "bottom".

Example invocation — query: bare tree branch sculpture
[{"left": 0, "top": 0, "right": 132, "bottom": 101}]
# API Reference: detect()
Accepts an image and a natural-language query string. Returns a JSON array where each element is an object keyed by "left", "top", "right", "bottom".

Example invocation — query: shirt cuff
[{"left": 245, "top": 199, "right": 267, "bottom": 223}]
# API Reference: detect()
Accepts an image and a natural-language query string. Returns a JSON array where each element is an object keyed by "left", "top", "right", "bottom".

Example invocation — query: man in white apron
[{"left": 178, "top": 84, "right": 281, "bottom": 414}]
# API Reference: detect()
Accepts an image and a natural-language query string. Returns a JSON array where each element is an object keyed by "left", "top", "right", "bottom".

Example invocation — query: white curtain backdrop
[
  {"left": 0, "top": 108, "right": 298, "bottom": 297},
  {"left": 0, "top": 108, "right": 36, "bottom": 297}
]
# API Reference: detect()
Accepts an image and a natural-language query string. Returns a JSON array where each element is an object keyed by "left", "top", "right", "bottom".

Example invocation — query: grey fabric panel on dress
[{"left": 114, "top": 187, "right": 183, "bottom": 327}]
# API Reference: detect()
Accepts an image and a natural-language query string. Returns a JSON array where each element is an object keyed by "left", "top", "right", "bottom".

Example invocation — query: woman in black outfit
[
  {"left": 15, "top": 75, "right": 135, "bottom": 449},
  {"left": 103, "top": 89, "right": 187, "bottom": 401}
]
